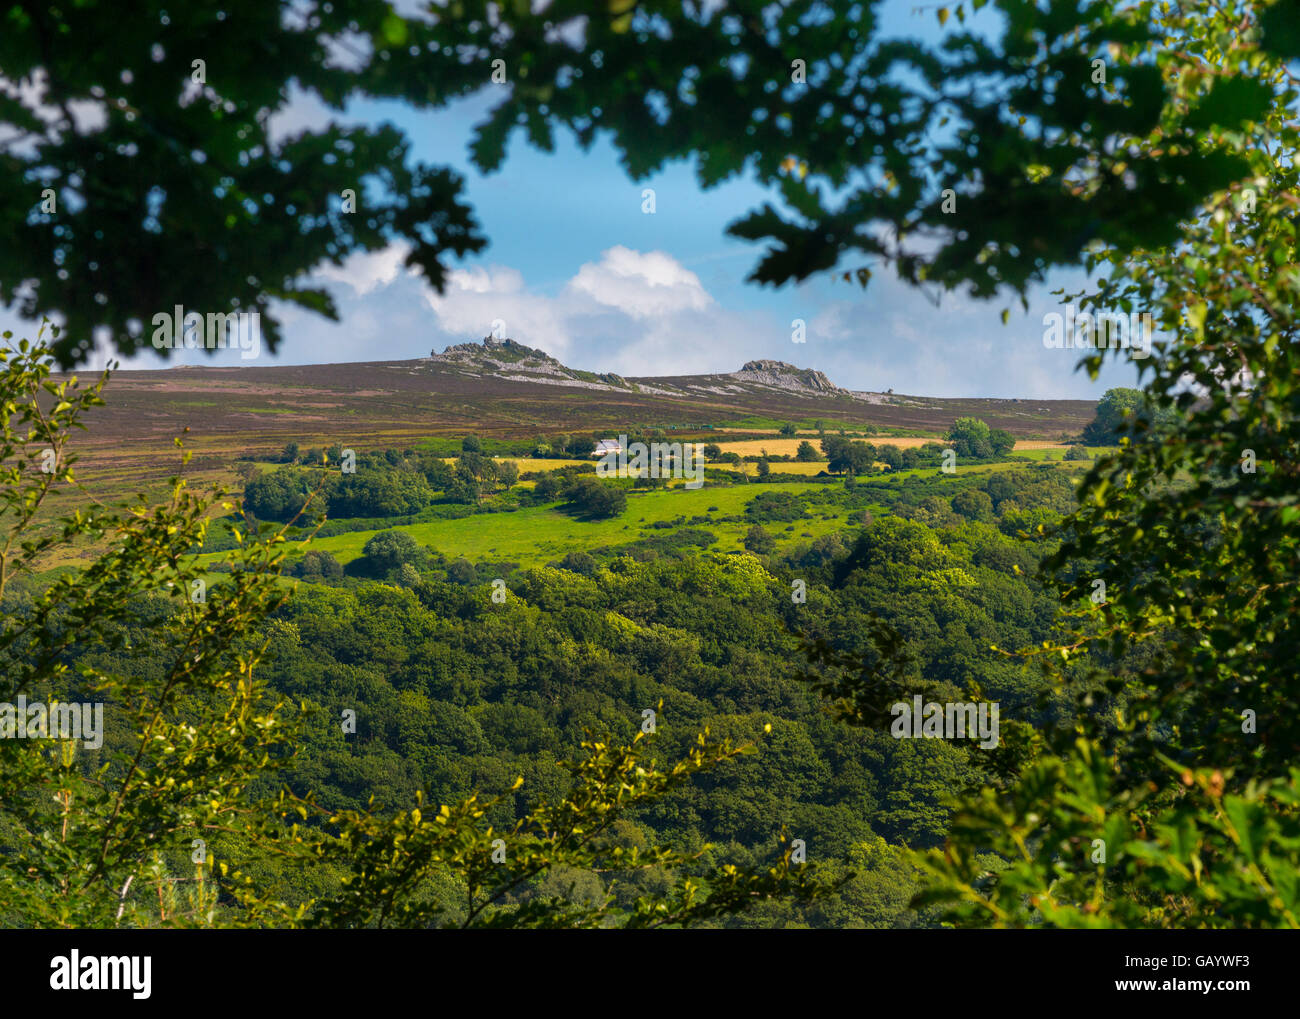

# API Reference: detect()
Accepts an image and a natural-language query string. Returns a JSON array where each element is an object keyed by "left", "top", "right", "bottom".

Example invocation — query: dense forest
[
  {"left": 2, "top": 0, "right": 1298, "bottom": 939},
  {"left": 2, "top": 448, "right": 1112, "bottom": 927}
]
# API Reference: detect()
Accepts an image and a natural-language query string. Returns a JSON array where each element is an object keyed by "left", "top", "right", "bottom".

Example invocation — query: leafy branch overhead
[
  {"left": 908, "top": 0, "right": 1300, "bottom": 928},
  {"left": 0, "top": 0, "right": 1282, "bottom": 367}
]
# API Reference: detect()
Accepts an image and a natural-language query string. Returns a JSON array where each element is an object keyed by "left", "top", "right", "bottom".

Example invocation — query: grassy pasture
[
  {"left": 191, "top": 480, "right": 869, "bottom": 572},
  {"left": 197, "top": 460, "right": 1098, "bottom": 574}
]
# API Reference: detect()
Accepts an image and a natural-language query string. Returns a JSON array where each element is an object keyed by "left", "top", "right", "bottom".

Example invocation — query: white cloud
[
  {"left": 265, "top": 86, "right": 350, "bottom": 147},
  {"left": 411, "top": 246, "right": 751, "bottom": 372},
  {"left": 0, "top": 70, "right": 108, "bottom": 157},
  {"left": 444, "top": 264, "right": 524, "bottom": 295},
  {"left": 567, "top": 246, "right": 713, "bottom": 319},
  {"left": 423, "top": 263, "right": 575, "bottom": 359},
  {"left": 315, "top": 242, "right": 416, "bottom": 296}
]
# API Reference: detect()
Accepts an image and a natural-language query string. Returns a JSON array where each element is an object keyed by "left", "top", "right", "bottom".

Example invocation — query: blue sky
[{"left": 11, "top": 2, "right": 1148, "bottom": 400}]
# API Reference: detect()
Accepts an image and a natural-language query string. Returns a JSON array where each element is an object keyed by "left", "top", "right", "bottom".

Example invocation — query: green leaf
[
  {"left": 380, "top": 13, "right": 408, "bottom": 47},
  {"left": 1184, "top": 77, "right": 1276, "bottom": 132},
  {"left": 1259, "top": 0, "right": 1300, "bottom": 59}
]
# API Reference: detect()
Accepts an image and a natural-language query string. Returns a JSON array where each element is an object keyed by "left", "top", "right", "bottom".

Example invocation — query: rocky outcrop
[
  {"left": 432, "top": 336, "right": 562, "bottom": 369},
  {"left": 428, "top": 337, "right": 636, "bottom": 392},
  {"left": 424, "top": 338, "right": 847, "bottom": 399},
  {"left": 732, "top": 360, "right": 843, "bottom": 394}
]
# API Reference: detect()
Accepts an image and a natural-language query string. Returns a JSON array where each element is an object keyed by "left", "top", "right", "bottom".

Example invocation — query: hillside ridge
[{"left": 429, "top": 336, "right": 850, "bottom": 399}]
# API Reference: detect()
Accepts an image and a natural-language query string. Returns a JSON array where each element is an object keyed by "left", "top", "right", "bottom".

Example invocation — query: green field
[
  {"left": 198, "top": 459, "right": 1095, "bottom": 574},
  {"left": 1008, "top": 446, "right": 1110, "bottom": 461},
  {"left": 216, "top": 481, "right": 839, "bottom": 569}
]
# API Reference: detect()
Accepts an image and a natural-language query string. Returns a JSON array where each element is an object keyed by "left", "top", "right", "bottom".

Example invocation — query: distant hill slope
[
  {"left": 430, "top": 336, "right": 634, "bottom": 390},
  {"left": 426, "top": 338, "right": 847, "bottom": 400},
  {"left": 426, "top": 337, "right": 923, "bottom": 406},
  {"left": 61, "top": 335, "right": 1097, "bottom": 464}
]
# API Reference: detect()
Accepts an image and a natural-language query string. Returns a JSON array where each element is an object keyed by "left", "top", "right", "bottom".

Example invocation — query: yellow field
[
  {"left": 441, "top": 456, "right": 586, "bottom": 471},
  {"left": 484, "top": 441, "right": 1071, "bottom": 479},
  {"left": 486, "top": 456, "right": 571, "bottom": 471},
  {"left": 748, "top": 461, "right": 827, "bottom": 475},
  {"left": 714, "top": 438, "right": 823, "bottom": 457},
  {"left": 715, "top": 437, "right": 1067, "bottom": 457}
]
